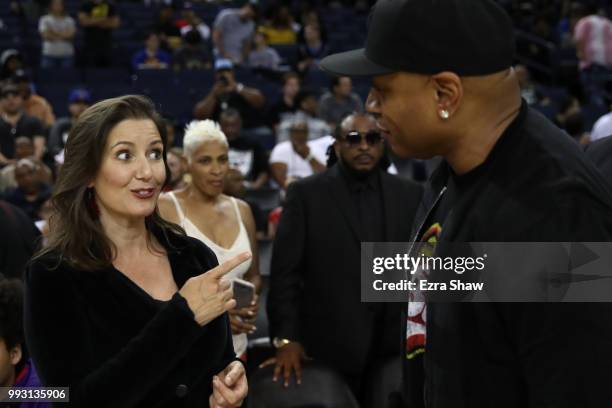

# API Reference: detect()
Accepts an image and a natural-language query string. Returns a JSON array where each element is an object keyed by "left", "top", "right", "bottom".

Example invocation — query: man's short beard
[{"left": 341, "top": 158, "right": 376, "bottom": 179}]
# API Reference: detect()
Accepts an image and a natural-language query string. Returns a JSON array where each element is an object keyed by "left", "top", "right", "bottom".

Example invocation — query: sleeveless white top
[{"left": 166, "top": 192, "right": 252, "bottom": 356}]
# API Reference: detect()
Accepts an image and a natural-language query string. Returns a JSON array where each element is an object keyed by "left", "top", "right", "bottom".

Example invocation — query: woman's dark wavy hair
[{"left": 33, "top": 95, "right": 184, "bottom": 271}]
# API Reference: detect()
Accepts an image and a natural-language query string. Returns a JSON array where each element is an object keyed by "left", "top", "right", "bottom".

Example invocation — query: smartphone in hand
[{"left": 232, "top": 278, "right": 255, "bottom": 309}]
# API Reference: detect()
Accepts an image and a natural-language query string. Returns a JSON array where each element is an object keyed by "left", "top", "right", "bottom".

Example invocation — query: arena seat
[
  {"left": 248, "top": 364, "right": 359, "bottom": 408},
  {"left": 244, "top": 188, "right": 281, "bottom": 213}
]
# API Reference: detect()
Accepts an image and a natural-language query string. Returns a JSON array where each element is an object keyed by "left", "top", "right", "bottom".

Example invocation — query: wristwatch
[
  {"left": 236, "top": 83, "right": 245, "bottom": 93},
  {"left": 305, "top": 153, "right": 314, "bottom": 162},
  {"left": 272, "top": 337, "right": 292, "bottom": 349}
]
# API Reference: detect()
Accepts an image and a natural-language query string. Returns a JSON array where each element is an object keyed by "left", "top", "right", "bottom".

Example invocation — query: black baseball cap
[{"left": 320, "top": 0, "right": 515, "bottom": 77}]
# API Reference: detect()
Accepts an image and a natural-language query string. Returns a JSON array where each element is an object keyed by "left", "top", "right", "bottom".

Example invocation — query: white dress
[{"left": 165, "top": 192, "right": 252, "bottom": 356}]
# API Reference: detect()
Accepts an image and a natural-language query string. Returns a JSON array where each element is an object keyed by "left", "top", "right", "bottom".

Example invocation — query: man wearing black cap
[{"left": 321, "top": 0, "right": 612, "bottom": 407}]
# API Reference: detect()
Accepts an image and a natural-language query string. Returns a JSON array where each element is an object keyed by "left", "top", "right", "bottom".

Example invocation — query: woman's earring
[{"left": 439, "top": 110, "right": 450, "bottom": 120}]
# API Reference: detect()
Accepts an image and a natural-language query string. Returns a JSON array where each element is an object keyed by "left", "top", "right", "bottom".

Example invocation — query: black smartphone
[{"left": 232, "top": 278, "right": 255, "bottom": 309}]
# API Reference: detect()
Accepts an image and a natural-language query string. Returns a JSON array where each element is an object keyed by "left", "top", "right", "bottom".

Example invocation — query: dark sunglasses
[
  {"left": 342, "top": 130, "right": 383, "bottom": 146},
  {"left": 1, "top": 91, "right": 19, "bottom": 98}
]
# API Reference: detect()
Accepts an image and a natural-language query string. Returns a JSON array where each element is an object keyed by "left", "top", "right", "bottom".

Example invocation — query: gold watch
[{"left": 272, "top": 337, "right": 292, "bottom": 349}]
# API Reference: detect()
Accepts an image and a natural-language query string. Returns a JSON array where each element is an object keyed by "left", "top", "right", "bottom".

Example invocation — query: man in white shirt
[
  {"left": 270, "top": 118, "right": 332, "bottom": 189},
  {"left": 590, "top": 91, "right": 612, "bottom": 142}
]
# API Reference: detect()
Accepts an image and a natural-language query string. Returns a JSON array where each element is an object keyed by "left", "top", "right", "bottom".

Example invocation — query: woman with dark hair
[{"left": 25, "top": 95, "right": 250, "bottom": 407}]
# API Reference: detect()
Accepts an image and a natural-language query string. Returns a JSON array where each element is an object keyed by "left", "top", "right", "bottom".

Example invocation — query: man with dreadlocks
[{"left": 264, "top": 113, "right": 422, "bottom": 406}]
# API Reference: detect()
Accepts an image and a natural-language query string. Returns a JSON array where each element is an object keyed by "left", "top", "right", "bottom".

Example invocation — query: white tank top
[{"left": 166, "top": 192, "right": 252, "bottom": 356}]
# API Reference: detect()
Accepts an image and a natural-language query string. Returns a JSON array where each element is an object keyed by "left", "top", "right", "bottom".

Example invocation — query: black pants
[{"left": 342, "top": 356, "right": 403, "bottom": 408}]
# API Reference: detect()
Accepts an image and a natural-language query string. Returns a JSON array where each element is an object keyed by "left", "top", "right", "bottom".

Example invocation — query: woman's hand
[
  {"left": 209, "top": 361, "right": 248, "bottom": 407},
  {"left": 179, "top": 252, "right": 251, "bottom": 326},
  {"left": 228, "top": 294, "right": 259, "bottom": 334}
]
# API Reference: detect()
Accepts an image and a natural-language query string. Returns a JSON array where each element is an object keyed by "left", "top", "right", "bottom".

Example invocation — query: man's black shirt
[
  {"left": 404, "top": 100, "right": 612, "bottom": 407},
  {"left": 339, "top": 161, "right": 385, "bottom": 243}
]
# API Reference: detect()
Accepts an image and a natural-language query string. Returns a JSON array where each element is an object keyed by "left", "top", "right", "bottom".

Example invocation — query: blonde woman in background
[{"left": 159, "top": 120, "right": 261, "bottom": 360}]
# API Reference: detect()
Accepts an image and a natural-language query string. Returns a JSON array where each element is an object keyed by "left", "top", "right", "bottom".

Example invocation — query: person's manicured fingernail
[{"left": 226, "top": 375, "right": 232, "bottom": 383}]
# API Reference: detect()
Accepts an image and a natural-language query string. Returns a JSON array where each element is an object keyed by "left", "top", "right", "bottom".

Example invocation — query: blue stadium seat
[
  {"left": 36, "top": 67, "right": 83, "bottom": 84},
  {"left": 271, "top": 44, "right": 298, "bottom": 66},
  {"left": 88, "top": 83, "right": 137, "bottom": 102},
  {"left": 83, "top": 68, "right": 131, "bottom": 85},
  {"left": 244, "top": 188, "right": 281, "bottom": 213},
  {"left": 176, "top": 69, "right": 216, "bottom": 99},
  {"left": 36, "top": 84, "right": 75, "bottom": 118},
  {"left": 304, "top": 67, "right": 333, "bottom": 94}
]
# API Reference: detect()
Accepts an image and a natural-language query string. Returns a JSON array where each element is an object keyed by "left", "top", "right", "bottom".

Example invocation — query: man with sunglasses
[
  {"left": 265, "top": 112, "right": 422, "bottom": 406},
  {"left": 321, "top": 0, "right": 612, "bottom": 407},
  {"left": 0, "top": 83, "right": 45, "bottom": 167}
]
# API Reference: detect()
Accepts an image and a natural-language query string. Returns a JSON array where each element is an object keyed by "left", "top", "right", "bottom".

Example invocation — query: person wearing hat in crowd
[
  {"left": 212, "top": 0, "right": 259, "bottom": 65},
  {"left": 320, "top": 0, "right": 612, "bottom": 407},
  {"left": 193, "top": 58, "right": 265, "bottom": 131},
  {"left": 48, "top": 87, "right": 92, "bottom": 160},
  {"left": 11, "top": 69, "right": 55, "bottom": 129},
  {"left": 0, "top": 49, "right": 24, "bottom": 81},
  {"left": 0, "top": 83, "right": 46, "bottom": 166}
]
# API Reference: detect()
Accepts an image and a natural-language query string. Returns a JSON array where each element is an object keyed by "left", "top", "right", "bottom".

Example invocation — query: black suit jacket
[
  {"left": 267, "top": 165, "right": 422, "bottom": 377},
  {"left": 0, "top": 200, "right": 41, "bottom": 280},
  {"left": 585, "top": 135, "right": 612, "bottom": 186},
  {"left": 405, "top": 103, "right": 612, "bottom": 407}
]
